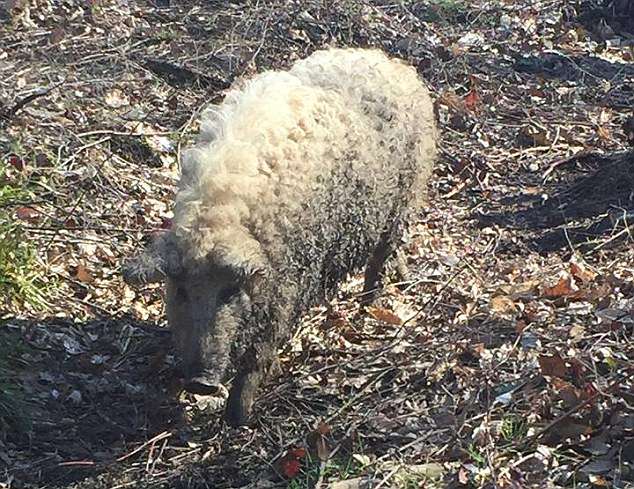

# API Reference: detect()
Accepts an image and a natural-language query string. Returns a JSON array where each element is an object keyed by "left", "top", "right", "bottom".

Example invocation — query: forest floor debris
[{"left": 1, "top": 0, "right": 633, "bottom": 488}]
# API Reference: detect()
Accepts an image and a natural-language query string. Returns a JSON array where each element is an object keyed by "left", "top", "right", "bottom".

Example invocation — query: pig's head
[{"left": 122, "top": 231, "right": 264, "bottom": 396}]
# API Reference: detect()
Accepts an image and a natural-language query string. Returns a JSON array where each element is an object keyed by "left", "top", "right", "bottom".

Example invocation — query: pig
[{"left": 123, "top": 48, "right": 437, "bottom": 425}]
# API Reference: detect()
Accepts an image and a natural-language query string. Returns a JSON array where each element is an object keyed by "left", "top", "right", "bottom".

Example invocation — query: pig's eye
[{"left": 218, "top": 285, "right": 240, "bottom": 304}]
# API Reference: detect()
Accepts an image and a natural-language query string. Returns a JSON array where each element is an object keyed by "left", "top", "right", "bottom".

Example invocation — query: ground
[{"left": 1, "top": 1, "right": 633, "bottom": 488}]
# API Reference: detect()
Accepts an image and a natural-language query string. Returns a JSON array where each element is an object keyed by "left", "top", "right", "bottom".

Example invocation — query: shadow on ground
[
  {"left": 2, "top": 316, "right": 186, "bottom": 487},
  {"left": 512, "top": 52, "right": 634, "bottom": 109},
  {"left": 475, "top": 150, "right": 634, "bottom": 253}
]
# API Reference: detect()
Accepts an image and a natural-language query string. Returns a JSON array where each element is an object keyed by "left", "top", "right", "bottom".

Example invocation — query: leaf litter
[{"left": 0, "top": 0, "right": 633, "bottom": 488}]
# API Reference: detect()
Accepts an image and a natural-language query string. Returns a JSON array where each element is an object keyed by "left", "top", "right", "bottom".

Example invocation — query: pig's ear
[
  {"left": 213, "top": 245, "right": 267, "bottom": 292},
  {"left": 122, "top": 232, "right": 183, "bottom": 285}
]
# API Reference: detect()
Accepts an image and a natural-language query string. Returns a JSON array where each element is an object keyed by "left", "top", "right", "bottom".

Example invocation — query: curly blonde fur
[{"left": 174, "top": 48, "right": 436, "bottom": 271}]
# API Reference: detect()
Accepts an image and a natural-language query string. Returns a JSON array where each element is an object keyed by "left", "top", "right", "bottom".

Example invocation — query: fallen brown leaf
[
  {"left": 437, "top": 89, "right": 465, "bottom": 112},
  {"left": 569, "top": 324, "right": 586, "bottom": 342},
  {"left": 15, "top": 206, "right": 39, "bottom": 222},
  {"left": 570, "top": 261, "right": 597, "bottom": 284},
  {"left": 307, "top": 424, "right": 330, "bottom": 461},
  {"left": 366, "top": 306, "right": 402, "bottom": 326},
  {"left": 550, "top": 419, "right": 592, "bottom": 440},
  {"left": 458, "top": 466, "right": 470, "bottom": 484},
  {"left": 490, "top": 295, "right": 517, "bottom": 315},
  {"left": 543, "top": 274, "right": 578, "bottom": 299},
  {"left": 75, "top": 264, "right": 95, "bottom": 284},
  {"left": 464, "top": 88, "right": 480, "bottom": 113},
  {"left": 538, "top": 353, "right": 568, "bottom": 379},
  {"left": 275, "top": 448, "right": 306, "bottom": 479},
  {"left": 551, "top": 378, "right": 581, "bottom": 407},
  {"left": 8, "top": 154, "right": 25, "bottom": 171},
  {"left": 597, "top": 125, "right": 611, "bottom": 142}
]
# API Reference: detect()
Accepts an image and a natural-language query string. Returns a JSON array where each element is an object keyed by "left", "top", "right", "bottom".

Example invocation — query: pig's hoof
[
  {"left": 184, "top": 377, "right": 223, "bottom": 396},
  {"left": 224, "top": 403, "right": 250, "bottom": 427},
  {"left": 224, "top": 392, "right": 254, "bottom": 427}
]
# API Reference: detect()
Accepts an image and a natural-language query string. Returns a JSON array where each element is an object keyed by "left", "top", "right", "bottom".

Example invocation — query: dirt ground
[{"left": 1, "top": 0, "right": 633, "bottom": 488}]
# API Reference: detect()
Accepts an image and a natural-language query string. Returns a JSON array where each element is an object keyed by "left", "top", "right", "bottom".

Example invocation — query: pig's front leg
[{"left": 224, "top": 344, "right": 276, "bottom": 426}]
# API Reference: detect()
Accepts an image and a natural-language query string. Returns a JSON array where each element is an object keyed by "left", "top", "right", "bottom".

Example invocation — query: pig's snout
[{"left": 184, "top": 373, "right": 226, "bottom": 396}]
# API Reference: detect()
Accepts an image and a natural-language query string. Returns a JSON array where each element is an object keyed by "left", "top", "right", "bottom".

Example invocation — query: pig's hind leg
[{"left": 361, "top": 217, "right": 407, "bottom": 305}]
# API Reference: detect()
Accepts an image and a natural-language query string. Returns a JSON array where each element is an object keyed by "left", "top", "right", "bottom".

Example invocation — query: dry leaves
[
  {"left": 538, "top": 353, "right": 568, "bottom": 379},
  {"left": 306, "top": 421, "right": 331, "bottom": 461},
  {"left": 2, "top": 1, "right": 633, "bottom": 489},
  {"left": 490, "top": 294, "right": 517, "bottom": 315},
  {"left": 15, "top": 206, "right": 39, "bottom": 222},
  {"left": 542, "top": 274, "right": 579, "bottom": 299},
  {"left": 365, "top": 306, "right": 402, "bottom": 326},
  {"left": 570, "top": 260, "right": 597, "bottom": 283},
  {"left": 275, "top": 448, "right": 306, "bottom": 479}
]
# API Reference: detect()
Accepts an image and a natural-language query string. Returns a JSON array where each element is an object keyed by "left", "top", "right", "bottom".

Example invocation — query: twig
[
  {"left": 116, "top": 431, "right": 172, "bottom": 463},
  {"left": 375, "top": 429, "right": 444, "bottom": 463},
  {"left": 77, "top": 129, "right": 176, "bottom": 138},
  {"left": 41, "top": 137, "right": 114, "bottom": 252},
  {"left": 506, "top": 143, "right": 576, "bottom": 158},
  {"left": 1, "top": 83, "right": 62, "bottom": 122},
  {"left": 374, "top": 465, "right": 400, "bottom": 489},
  {"left": 24, "top": 224, "right": 143, "bottom": 233},
  {"left": 240, "top": 11, "right": 270, "bottom": 76},
  {"left": 542, "top": 150, "right": 590, "bottom": 181},
  {"left": 175, "top": 102, "right": 206, "bottom": 173},
  {"left": 57, "top": 460, "right": 96, "bottom": 467},
  {"left": 148, "top": 437, "right": 170, "bottom": 474},
  {"left": 588, "top": 224, "right": 633, "bottom": 253},
  {"left": 312, "top": 460, "right": 328, "bottom": 489},
  {"left": 42, "top": 187, "right": 90, "bottom": 253},
  {"left": 58, "top": 136, "right": 112, "bottom": 167}
]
